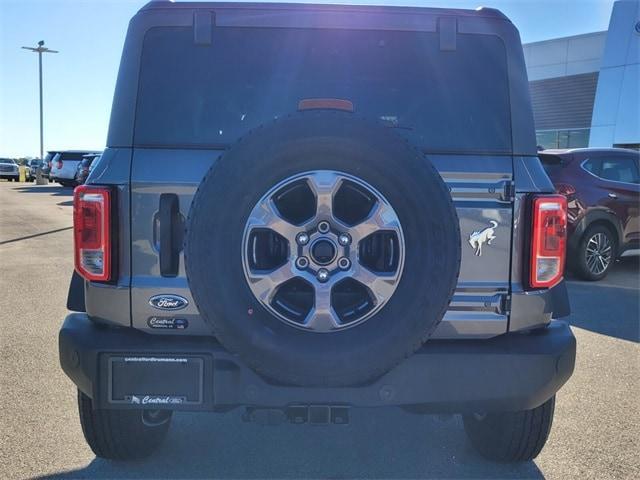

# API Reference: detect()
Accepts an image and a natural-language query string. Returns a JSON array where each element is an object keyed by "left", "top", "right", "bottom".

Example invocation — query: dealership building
[{"left": 523, "top": 0, "right": 639, "bottom": 150}]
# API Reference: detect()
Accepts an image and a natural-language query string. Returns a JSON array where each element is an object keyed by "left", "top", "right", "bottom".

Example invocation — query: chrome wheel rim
[
  {"left": 242, "top": 170, "right": 405, "bottom": 332},
  {"left": 585, "top": 232, "right": 613, "bottom": 275}
]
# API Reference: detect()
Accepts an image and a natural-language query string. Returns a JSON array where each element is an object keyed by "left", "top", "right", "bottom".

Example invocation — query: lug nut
[
  {"left": 296, "top": 232, "right": 310, "bottom": 245},
  {"left": 338, "top": 233, "right": 351, "bottom": 246},
  {"left": 317, "top": 221, "right": 331, "bottom": 234},
  {"left": 317, "top": 268, "right": 330, "bottom": 282},
  {"left": 296, "top": 257, "right": 309, "bottom": 269},
  {"left": 338, "top": 257, "right": 351, "bottom": 270}
]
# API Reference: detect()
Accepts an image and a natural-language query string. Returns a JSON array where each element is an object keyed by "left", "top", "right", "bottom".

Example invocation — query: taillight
[
  {"left": 529, "top": 195, "right": 567, "bottom": 289},
  {"left": 555, "top": 183, "right": 576, "bottom": 197},
  {"left": 74, "top": 186, "right": 111, "bottom": 281},
  {"left": 56, "top": 160, "right": 63, "bottom": 169}
]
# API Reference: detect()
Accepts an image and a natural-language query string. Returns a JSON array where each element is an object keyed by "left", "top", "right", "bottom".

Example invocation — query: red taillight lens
[
  {"left": 74, "top": 186, "right": 111, "bottom": 281},
  {"left": 530, "top": 195, "right": 567, "bottom": 289}
]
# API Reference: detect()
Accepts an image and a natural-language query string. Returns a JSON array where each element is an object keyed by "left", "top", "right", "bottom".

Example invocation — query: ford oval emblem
[{"left": 149, "top": 295, "right": 189, "bottom": 311}]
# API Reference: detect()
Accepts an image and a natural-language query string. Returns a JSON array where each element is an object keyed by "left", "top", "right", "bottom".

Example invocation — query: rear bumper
[
  {"left": 51, "top": 164, "right": 79, "bottom": 180},
  {"left": 59, "top": 313, "right": 575, "bottom": 413}
]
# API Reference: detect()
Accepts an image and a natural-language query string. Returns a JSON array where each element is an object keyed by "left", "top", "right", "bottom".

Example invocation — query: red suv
[{"left": 540, "top": 148, "right": 639, "bottom": 280}]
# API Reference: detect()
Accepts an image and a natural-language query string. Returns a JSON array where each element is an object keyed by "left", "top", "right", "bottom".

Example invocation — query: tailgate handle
[{"left": 159, "top": 194, "right": 182, "bottom": 277}]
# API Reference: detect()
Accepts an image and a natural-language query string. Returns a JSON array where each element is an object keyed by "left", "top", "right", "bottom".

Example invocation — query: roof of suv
[
  {"left": 542, "top": 148, "right": 639, "bottom": 156},
  {"left": 140, "top": 1, "right": 509, "bottom": 20},
  {"left": 57, "top": 150, "right": 101, "bottom": 154}
]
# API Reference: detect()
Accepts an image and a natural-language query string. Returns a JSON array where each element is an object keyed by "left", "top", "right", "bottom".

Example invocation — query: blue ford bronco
[{"left": 60, "top": 1, "right": 575, "bottom": 462}]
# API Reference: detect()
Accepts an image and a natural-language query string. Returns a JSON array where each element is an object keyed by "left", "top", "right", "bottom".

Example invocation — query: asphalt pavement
[{"left": 0, "top": 181, "right": 638, "bottom": 480}]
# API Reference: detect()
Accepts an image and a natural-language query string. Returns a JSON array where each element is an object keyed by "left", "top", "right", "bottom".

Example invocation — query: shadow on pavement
[
  {"left": 610, "top": 256, "right": 640, "bottom": 279},
  {"left": 37, "top": 409, "right": 543, "bottom": 479},
  {"left": 13, "top": 185, "right": 73, "bottom": 196},
  {"left": 565, "top": 257, "right": 639, "bottom": 343},
  {"left": 0, "top": 226, "right": 72, "bottom": 246}
]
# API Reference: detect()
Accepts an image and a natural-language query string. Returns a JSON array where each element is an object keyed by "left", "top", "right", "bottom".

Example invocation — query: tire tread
[
  {"left": 463, "top": 396, "right": 555, "bottom": 462},
  {"left": 77, "top": 390, "right": 171, "bottom": 460}
]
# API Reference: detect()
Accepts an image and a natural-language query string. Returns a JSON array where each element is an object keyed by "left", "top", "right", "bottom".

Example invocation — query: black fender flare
[{"left": 67, "top": 271, "right": 86, "bottom": 312}]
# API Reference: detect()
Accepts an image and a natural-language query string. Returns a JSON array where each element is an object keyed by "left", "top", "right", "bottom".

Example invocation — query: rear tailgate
[
  {"left": 129, "top": 151, "right": 514, "bottom": 338},
  {"left": 51, "top": 152, "right": 85, "bottom": 180},
  {"left": 117, "top": 5, "right": 531, "bottom": 339},
  {"left": 430, "top": 156, "right": 513, "bottom": 338}
]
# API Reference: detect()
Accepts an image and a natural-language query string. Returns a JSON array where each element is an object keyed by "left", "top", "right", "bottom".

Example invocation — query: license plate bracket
[{"left": 107, "top": 355, "right": 204, "bottom": 406}]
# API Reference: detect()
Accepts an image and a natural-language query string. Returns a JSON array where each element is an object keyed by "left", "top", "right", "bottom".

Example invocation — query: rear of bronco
[{"left": 60, "top": 1, "right": 575, "bottom": 462}]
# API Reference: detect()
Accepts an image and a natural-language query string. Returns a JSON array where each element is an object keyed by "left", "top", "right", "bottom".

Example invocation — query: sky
[{"left": 0, "top": 0, "right": 616, "bottom": 158}]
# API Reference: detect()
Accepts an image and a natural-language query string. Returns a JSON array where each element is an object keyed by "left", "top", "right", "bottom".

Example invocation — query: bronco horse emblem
[{"left": 468, "top": 221, "right": 498, "bottom": 256}]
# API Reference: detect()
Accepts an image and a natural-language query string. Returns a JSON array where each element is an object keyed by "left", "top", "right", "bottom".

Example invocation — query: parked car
[
  {"left": 540, "top": 148, "right": 640, "bottom": 280},
  {"left": 41, "top": 150, "right": 60, "bottom": 179},
  {"left": 50, "top": 150, "right": 100, "bottom": 187},
  {"left": 24, "top": 159, "right": 42, "bottom": 182},
  {"left": 60, "top": 2, "right": 575, "bottom": 464},
  {"left": 0, "top": 158, "right": 19, "bottom": 181},
  {"left": 75, "top": 153, "right": 101, "bottom": 185},
  {"left": 24, "top": 159, "right": 35, "bottom": 181}
]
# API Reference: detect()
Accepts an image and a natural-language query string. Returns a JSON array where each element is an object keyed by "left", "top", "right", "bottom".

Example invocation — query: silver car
[{"left": 0, "top": 158, "right": 19, "bottom": 182}]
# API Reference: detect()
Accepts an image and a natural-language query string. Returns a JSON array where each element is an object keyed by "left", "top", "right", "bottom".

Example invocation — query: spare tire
[{"left": 185, "top": 111, "right": 460, "bottom": 387}]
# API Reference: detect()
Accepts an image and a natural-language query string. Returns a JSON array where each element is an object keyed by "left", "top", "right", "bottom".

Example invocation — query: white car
[
  {"left": 0, "top": 158, "right": 19, "bottom": 182},
  {"left": 50, "top": 150, "right": 100, "bottom": 187}
]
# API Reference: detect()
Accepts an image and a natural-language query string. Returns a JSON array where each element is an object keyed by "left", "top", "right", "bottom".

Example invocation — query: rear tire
[
  {"left": 573, "top": 224, "right": 616, "bottom": 281},
  {"left": 77, "top": 390, "right": 172, "bottom": 460},
  {"left": 463, "top": 396, "right": 555, "bottom": 463}
]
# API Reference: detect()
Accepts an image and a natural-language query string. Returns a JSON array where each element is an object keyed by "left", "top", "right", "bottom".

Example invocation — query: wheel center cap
[{"left": 311, "top": 239, "right": 337, "bottom": 266}]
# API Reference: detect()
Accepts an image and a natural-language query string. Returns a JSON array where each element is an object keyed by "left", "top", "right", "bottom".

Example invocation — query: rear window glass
[
  {"left": 135, "top": 27, "right": 512, "bottom": 153},
  {"left": 60, "top": 152, "right": 86, "bottom": 161},
  {"left": 582, "top": 158, "right": 600, "bottom": 174},
  {"left": 600, "top": 158, "right": 639, "bottom": 184}
]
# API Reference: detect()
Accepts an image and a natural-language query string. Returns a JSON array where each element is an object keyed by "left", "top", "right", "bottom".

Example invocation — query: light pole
[{"left": 21, "top": 40, "right": 58, "bottom": 161}]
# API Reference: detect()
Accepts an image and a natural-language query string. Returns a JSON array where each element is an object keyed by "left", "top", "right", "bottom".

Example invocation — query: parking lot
[{"left": 0, "top": 180, "right": 638, "bottom": 480}]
